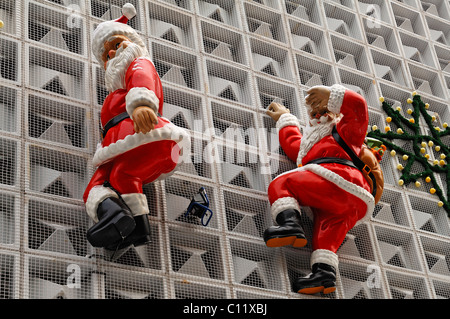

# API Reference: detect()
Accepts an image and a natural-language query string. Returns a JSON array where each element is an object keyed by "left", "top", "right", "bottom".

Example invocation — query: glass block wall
[{"left": 0, "top": 0, "right": 449, "bottom": 299}]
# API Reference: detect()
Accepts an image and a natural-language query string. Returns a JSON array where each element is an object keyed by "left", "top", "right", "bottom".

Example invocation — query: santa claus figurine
[
  {"left": 83, "top": 3, "right": 190, "bottom": 250},
  {"left": 264, "top": 84, "right": 375, "bottom": 294}
]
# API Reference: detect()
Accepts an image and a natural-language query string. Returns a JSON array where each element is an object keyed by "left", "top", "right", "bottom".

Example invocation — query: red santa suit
[
  {"left": 268, "top": 84, "right": 375, "bottom": 270},
  {"left": 83, "top": 55, "right": 190, "bottom": 223}
]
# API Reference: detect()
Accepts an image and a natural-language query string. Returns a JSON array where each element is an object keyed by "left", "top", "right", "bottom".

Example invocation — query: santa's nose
[{"left": 108, "top": 49, "right": 116, "bottom": 59}]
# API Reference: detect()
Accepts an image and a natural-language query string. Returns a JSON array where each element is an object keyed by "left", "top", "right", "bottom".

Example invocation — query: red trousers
[
  {"left": 83, "top": 140, "right": 179, "bottom": 200},
  {"left": 268, "top": 165, "right": 368, "bottom": 253}
]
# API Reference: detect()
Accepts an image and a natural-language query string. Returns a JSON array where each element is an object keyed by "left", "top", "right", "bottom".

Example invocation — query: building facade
[{"left": 0, "top": 0, "right": 449, "bottom": 299}]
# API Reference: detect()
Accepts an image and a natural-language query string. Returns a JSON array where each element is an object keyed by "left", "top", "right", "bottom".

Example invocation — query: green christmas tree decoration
[{"left": 367, "top": 92, "right": 450, "bottom": 217}]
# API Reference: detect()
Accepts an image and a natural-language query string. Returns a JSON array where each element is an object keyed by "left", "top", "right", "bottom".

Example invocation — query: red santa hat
[{"left": 92, "top": 3, "right": 145, "bottom": 65}]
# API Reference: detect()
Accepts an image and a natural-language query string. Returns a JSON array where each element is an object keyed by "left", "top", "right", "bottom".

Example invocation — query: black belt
[
  {"left": 101, "top": 112, "right": 130, "bottom": 139},
  {"left": 101, "top": 110, "right": 162, "bottom": 138}
]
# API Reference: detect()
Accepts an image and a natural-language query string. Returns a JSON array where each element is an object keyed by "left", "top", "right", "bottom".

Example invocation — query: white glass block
[
  {"left": 434, "top": 45, "right": 450, "bottom": 73},
  {"left": 244, "top": 2, "right": 287, "bottom": 43},
  {"left": 400, "top": 32, "right": 436, "bottom": 68},
  {"left": 28, "top": 47, "right": 86, "bottom": 101},
  {"left": 251, "top": 38, "right": 294, "bottom": 81},
  {"left": 372, "top": 188, "right": 410, "bottom": 226},
  {"left": 392, "top": 2, "right": 427, "bottom": 37},
  {"left": 27, "top": 95, "right": 87, "bottom": 149},
  {"left": 28, "top": 145, "right": 87, "bottom": 199},
  {"left": 0, "top": 86, "right": 17, "bottom": 133},
  {"left": 28, "top": 257, "right": 93, "bottom": 299},
  {"left": 217, "top": 145, "right": 265, "bottom": 192},
  {"left": 285, "top": 0, "right": 323, "bottom": 25},
  {"left": 161, "top": 0, "right": 192, "bottom": 11},
  {"left": 0, "top": 193, "right": 16, "bottom": 245},
  {"left": 296, "top": 54, "right": 337, "bottom": 88},
  {"left": 201, "top": 20, "right": 247, "bottom": 65},
  {"left": 425, "top": 16, "right": 450, "bottom": 46},
  {"left": 327, "top": 0, "right": 355, "bottom": 10},
  {"left": 148, "top": 2, "right": 195, "bottom": 49},
  {"left": 223, "top": 189, "right": 270, "bottom": 238},
  {"left": 358, "top": 0, "right": 392, "bottom": 25},
  {"left": 409, "top": 196, "right": 450, "bottom": 236},
  {"left": 169, "top": 227, "right": 224, "bottom": 280},
  {"left": 211, "top": 101, "right": 258, "bottom": 148},
  {"left": 0, "top": 254, "right": 16, "bottom": 298},
  {"left": 385, "top": 270, "right": 431, "bottom": 299},
  {"left": 206, "top": 60, "right": 252, "bottom": 105},
  {"left": 0, "top": 37, "right": 18, "bottom": 83},
  {"left": 289, "top": 19, "right": 330, "bottom": 60},
  {"left": 374, "top": 226, "right": 424, "bottom": 271},
  {"left": 28, "top": 2, "right": 84, "bottom": 55},
  {"left": 331, "top": 35, "right": 371, "bottom": 73},
  {"left": 152, "top": 42, "right": 201, "bottom": 90},
  {"left": 0, "top": 0, "right": 16, "bottom": 35},
  {"left": 324, "top": 2, "right": 363, "bottom": 40},
  {"left": 174, "top": 280, "right": 227, "bottom": 298},
  {"left": 408, "top": 63, "right": 445, "bottom": 98},
  {"left": 177, "top": 137, "right": 212, "bottom": 179},
  {"left": 0, "top": 138, "right": 17, "bottom": 186},
  {"left": 338, "top": 68, "right": 379, "bottom": 108},
  {"left": 338, "top": 223, "right": 377, "bottom": 261},
  {"left": 338, "top": 262, "right": 386, "bottom": 299},
  {"left": 104, "top": 270, "right": 165, "bottom": 298},
  {"left": 27, "top": 199, "right": 89, "bottom": 256},
  {"left": 420, "top": 0, "right": 450, "bottom": 20},
  {"left": 163, "top": 87, "right": 205, "bottom": 132},
  {"left": 198, "top": 0, "right": 241, "bottom": 28},
  {"left": 362, "top": 18, "right": 400, "bottom": 55},
  {"left": 433, "top": 280, "right": 450, "bottom": 299},
  {"left": 256, "top": 76, "right": 302, "bottom": 118},
  {"left": 420, "top": 236, "right": 450, "bottom": 278},
  {"left": 230, "top": 239, "right": 284, "bottom": 291},
  {"left": 371, "top": 49, "right": 407, "bottom": 86}
]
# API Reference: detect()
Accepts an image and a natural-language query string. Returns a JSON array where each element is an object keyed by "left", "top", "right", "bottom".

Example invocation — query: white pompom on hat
[{"left": 92, "top": 3, "right": 145, "bottom": 65}]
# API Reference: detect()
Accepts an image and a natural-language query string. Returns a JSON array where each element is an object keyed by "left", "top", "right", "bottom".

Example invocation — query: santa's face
[{"left": 102, "top": 35, "right": 131, "bottom": 69}]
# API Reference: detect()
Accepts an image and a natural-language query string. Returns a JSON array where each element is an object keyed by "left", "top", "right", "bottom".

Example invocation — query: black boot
[
  {"left": 293, "top": 263, "right": 336, "bottom": 295},
  {"left": 263, "top": 209, "right": 307, "bottom": 248},
  {"left": 106, "top": 214, "right": 152, "bottom": 251},
  {"left": 86, "top": 197, "right": 136, "bottom": 248}
]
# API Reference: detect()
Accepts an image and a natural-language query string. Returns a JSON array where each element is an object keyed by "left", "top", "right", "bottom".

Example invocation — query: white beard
[
  {"left": 297, "top": 114, "right": 340, "bottom": 165},
  {"left": 104, "top": 43, "right": 150, "bottom": 92}
]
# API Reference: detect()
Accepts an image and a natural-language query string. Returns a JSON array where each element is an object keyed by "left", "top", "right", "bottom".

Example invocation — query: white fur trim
[
  {"left": 122, "top": 3, "right": 136, "bottom": 19},
  {"left": 85, "top": 186, "right": 118, "bottom": 222},
  {"left": 121, "top": 193, "right": 149, "bottom": 216},
  {"left": 270, "top": 197, "right": 301, "bottom": 222},
  {"left": 276, "top": 113, "right": 301, "bottom": 132},
  {"left": 92, "top": 122, "right": 191, "bottom": 167},
  {"left": 273, "top": 164, "right": 374, "bottom": 226},
  {"left": 311, "top": 249, "right": 339, "bottom": 269},
  {"left": 126, "top": 87, "right": 159, "bottom": 118},
  {"left": 327, "top": 84, "right": 346, "bottom": 114}
]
